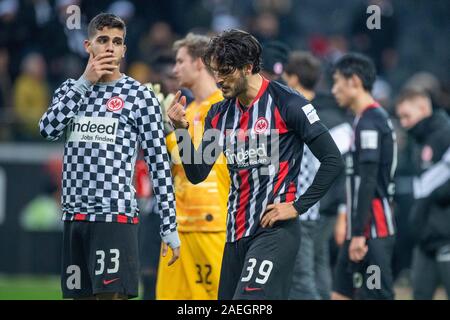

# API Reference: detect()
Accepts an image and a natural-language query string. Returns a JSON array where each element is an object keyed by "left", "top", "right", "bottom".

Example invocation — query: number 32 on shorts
[{"left": 241, "top": 258, "right": 273, "bottom": 284}]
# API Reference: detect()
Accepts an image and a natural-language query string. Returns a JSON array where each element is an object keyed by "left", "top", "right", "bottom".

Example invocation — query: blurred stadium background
[{"left": 0, "top": 0, "right": 449, "bottom": 300}]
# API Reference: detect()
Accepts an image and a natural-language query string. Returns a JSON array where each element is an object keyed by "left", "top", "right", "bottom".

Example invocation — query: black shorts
[
  {"left": 218, "top": 219, "right": 301, "bottom": 300},
  {"left": 61, "top": 221, "right": 139, "bottom": 299},
  {"left": 333, "top": 236, "right": 395, "bottom": 300}
]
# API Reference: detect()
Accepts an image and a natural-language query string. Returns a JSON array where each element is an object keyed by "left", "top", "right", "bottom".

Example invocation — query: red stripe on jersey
[
  {"left": 133, "top": 217, "right": 139, "bottom": 224},
  {"left": 362, "top": 102, "right": 381, "bottom": 115},
  {"left": 236, "top": 170, "right": 251, "bottom": 239},
  {"left": 274, "top": 106, "right": 288, "bottom": 134},
  {"left": 117, "top": 214, "right": 128, "bottom": 224},
  {"left": 238, "top": 110, "right": 250, "bottom": 142},
  {"left": 274, "top": 161, "right": 289, "bottom": 195},
  {"left": 74, "top": 214, "right": 86, "bottom": 221},
  {"left": 211, "top": 112, "right": 221, "bottom": 129},
  {"left": 372, "top": 198, "right": 388, "bottom": 237},
  {"left": 286, "top": 182, "right": 297, "bottom": 202}
]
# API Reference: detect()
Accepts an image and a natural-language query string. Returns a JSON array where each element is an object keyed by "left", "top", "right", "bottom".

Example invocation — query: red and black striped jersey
[
  {"left": 179, "top": 78, "right": 331, "bottom": 242},
  {"left": 345, "top": 103, "right": 397, "bottom": 240}
]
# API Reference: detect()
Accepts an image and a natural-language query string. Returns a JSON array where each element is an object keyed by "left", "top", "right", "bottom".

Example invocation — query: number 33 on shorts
[
  {"left": 95, "top": 249, "right": 120, "bottom": 275},
  {"left": 241, "top": 258, "right": 274, "bottom": 286}
]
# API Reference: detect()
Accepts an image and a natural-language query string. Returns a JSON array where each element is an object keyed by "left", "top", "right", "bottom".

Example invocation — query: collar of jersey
[
  {"left": 95, "top": 74, "right": 126, "bottom": 86},
  {"left": 353, "top": 101, "right": 381, "bottom": 129},
  {"left": 236, "top": 77, "right": 270, "bottom": 113},
  {"left": 362, "top": 101, "right": 381, "bottom": 114}
]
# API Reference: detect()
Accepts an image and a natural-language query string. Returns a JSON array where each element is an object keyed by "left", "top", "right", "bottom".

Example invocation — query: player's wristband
[{"left": 162, "top": 231, "right": 181, "bottom": 249}]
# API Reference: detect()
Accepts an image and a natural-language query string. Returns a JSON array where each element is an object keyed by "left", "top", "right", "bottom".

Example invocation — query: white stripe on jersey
[
  {"left": 242, "top": 99, "right": 261, "bottom": 238},
  {"left": 250, "top": 100, "right": 259, "bottom": 139},
  {"left": 388, "top": 119, "right": 398, "bottom": 187},
  {"left": 371, "top": 223, "right": 377, "bottom": 238},
  {"left": 229, "top": 171, "right": 240, "bottom": 242},
  {"left": 265, "top": 95, "right": 273, "bottom": 135},
  {"left": 383, "top": 198, "right": 395, "bottom": 235},
  {"left": 218, "top": 107, "right": 230, "bottom": 148},
  {"left": 353, "top": 175, "right": 361, "bottom": 217},
  {"left": 245, "top": 166, "right": 261, "bottom": 238},
  {"left": 273, "top": 182, "right": 286, "bottom": 204},
  {"left": 260, "top": 164, "right": 276, "bottom": 221},
  {"left": 230, "top": 105, "right": 240, "bottom": 145}
]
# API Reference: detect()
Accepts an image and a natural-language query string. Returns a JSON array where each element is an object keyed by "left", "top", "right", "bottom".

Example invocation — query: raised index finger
[
  {"left": 170, "top": 91, "right": 182, "bottom": 108},
  {"left": 179, "top": 95, "right": 186, "bottom": 107}
]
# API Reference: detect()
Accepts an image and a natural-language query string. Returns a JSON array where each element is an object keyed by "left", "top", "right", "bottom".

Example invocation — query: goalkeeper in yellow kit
[{"left": 156, "top": 33, "right": 229, "bottom": 300}]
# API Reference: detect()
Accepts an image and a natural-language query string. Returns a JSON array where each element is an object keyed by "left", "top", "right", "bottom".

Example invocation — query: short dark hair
[
  {"left": 202, "top": 29, "right": 262, "bottom": 75},
  {"left": 88, "top": 13, "right": 126, "bottom": 39},
  {"left": 285, "top": 51, "right": 321, "bottom": 90},
  {"left": 333, "top": 53, "right": 376, "bottom": 92},
  {"left": 395, "top": 87, "right": 431, "bottom": 106}
]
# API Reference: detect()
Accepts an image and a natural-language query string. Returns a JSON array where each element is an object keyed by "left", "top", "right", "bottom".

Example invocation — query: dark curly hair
[{"left": 202, "top": 29, "right": 262, "bottom": 75}]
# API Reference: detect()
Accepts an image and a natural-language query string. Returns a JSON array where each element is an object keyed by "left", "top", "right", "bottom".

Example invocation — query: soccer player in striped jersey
[
  {"left": 331, "top": 53, "right": 397, "bottom": 300},
  {"left": 167, "top": 29, "right": 344, "bottom": 300}
]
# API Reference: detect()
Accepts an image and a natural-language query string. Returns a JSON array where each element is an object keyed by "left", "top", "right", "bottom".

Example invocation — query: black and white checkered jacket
[
  {"left": 296, "top": 146, "right": 320, "bottom": 221},
  {"left": 39, "top": 75, "right": 177, "bottom": 239}
]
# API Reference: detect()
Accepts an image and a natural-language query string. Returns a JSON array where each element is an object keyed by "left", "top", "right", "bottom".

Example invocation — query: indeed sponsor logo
[
  {"left": 225, "top": 144, "right": 268, "bottom": 167},
  {"left": 67, "top": 116, "right": 118, "bottom": 144}
]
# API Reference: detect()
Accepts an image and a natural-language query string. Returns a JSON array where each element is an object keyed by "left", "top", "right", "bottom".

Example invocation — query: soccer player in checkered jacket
[{"left": 38, "top": 13, "right": 179, "bottom": 300}]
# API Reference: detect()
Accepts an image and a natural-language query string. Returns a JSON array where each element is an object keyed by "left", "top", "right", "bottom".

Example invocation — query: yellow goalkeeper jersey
[{"left": 166, "top": 90, "right": 229, "bottom": 232}]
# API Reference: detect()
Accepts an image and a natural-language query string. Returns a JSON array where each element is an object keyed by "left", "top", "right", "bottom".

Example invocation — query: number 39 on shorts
[{"left": 241, "top": 258, "right": 274, "bottom": 284}]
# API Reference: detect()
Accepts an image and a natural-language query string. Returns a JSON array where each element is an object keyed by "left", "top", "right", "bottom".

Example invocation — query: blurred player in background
[
  {"left": 396, "top": 88, "right": 450, "bottom": 299},
  {"left": 156, "top": 33, "right": 229, "bottom": 300},
  {"left": 260, "top": 41, "right": 289, "bottom": 83},
  {"left": 331, "top": 53, "right": 397, "bottom": 300},
  {"left": 39, "top": 13, "right": 179, "bottom": 300},
  {"left": 284, "top": 51, "right": 352, "bottom": 299}
]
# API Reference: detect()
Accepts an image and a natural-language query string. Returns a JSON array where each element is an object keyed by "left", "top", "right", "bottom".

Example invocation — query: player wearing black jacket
[
  {"left": 331, "top": 53, "right": 397, "bottom": 300},
  {"left": 396, "top": 88, "right": 450, "bottom": 299}
]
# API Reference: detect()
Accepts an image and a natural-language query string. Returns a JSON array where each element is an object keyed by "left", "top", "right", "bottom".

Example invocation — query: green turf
[
  {"left": 0, "top": 274, "right": 146, "bottom": 300},
  {"left": 0, "top": 275, "right": 62, "bottom": 300}
]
